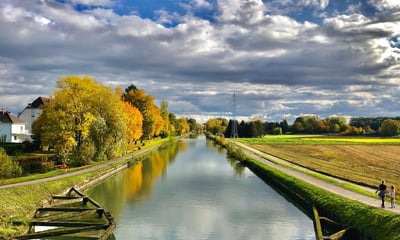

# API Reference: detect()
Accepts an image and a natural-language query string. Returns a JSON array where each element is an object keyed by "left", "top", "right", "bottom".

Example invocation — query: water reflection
[
  {"left": 87, "top": 135, "right": 315, "bottom": 240},
  {"left": 87, "top": 142, "right": 180, "bottom": 221}
]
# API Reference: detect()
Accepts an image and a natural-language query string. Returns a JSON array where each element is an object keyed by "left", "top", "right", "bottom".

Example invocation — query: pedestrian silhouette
[
  {"left": 389, "top": 185, "right": 395, "bottom": 208},
  {"left": 376, "top": 180, "right": 387, "bottom": 208}
]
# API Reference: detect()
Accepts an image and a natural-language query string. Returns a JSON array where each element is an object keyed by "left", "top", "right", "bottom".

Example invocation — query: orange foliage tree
[{"left": 123, "top": 102, "right": 143, "bottom": 143}]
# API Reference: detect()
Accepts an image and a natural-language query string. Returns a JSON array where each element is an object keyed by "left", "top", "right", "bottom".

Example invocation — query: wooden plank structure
[
  {"left": 15, "top": 187, "right": 115, "bottom": 240},
  {"left": 313, "top": 206, "right": 349, "bottom": 240}
]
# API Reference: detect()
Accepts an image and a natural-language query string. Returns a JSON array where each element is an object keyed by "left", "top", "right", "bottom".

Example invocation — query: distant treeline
[{"left": 206, "top": 116, "right": 400, "bottom": 138}]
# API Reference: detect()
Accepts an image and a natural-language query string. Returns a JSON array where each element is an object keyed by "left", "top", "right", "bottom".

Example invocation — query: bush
[
  {"left": 0, "top": 143, "right": 23, "bottom": 156},
  {"left": 272, "top": 127, "right": 283, "bottom": 135},
  {"left": 0, "top": 148, "right": 22, "bottom": 178},
  {"left": 17, "top": 155, "right": 56, "bottom": 174}
]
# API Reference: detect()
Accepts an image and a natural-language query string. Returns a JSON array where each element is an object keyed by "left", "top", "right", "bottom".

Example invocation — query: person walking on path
[
  {"left": 389, "top": 185, "right": 396, "bottom": 208},
  {"left": 376, "top": 180, "right": 387, "bottom": 208}
]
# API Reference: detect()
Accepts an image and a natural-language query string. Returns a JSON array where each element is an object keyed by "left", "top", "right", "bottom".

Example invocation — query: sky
[{"left": 0, "top": 0, "right": 399, "bottom": 124}]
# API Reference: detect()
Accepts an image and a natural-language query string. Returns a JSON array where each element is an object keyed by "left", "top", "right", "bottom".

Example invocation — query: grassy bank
[
  {"left": 0, "top": 171, "right": 102, "bottom": 238},
  {"left": 0, "top": 137, "right": 173, "bottom": 239},
  {"left": 244, "top": 157, "right": 400, "bottom": 240}
]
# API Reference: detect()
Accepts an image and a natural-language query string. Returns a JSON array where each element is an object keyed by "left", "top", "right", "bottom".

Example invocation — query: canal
[{"left": 86, "top": 135, "right": 316, "bottom": 239}]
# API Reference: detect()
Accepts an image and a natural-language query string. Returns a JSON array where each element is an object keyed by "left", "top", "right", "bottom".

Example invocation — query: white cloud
[
  {"left": 217, "top": 0, "right": 265, "bottom": 25},
  {"left": 70, "top": 0, "right": 114, "bottom": 7},
  {"left": 0, "top": 0, "right": 399, "bottom": 122},
  {"left": 369, "top": 0, "right": 400, "bottom": 12},
  {"left": 191, "top": 0, "right": 212, "bottom": 9},
  {"left": 297, "top": 0, "right": 329, "bottom": 10}
]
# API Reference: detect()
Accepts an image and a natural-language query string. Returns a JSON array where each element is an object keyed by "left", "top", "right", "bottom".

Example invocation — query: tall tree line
[
  {"left": 33, "top": 76, "right": 197, "bottom": 166},
  {"left": 206, "top": 115, "right": 400, "bottom": 138}
]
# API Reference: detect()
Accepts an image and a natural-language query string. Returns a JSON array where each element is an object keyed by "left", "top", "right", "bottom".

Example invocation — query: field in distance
[{"left": 237, "top": 135, "right": 400, "bottom": 195}]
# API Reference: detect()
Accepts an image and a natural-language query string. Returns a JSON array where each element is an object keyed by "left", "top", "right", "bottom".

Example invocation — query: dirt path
[
  {"left": 0, "top": 144, "right": 161, "bottom": 190},
  {"left": 233, "top": 141, "right": 400, "bottom": 214}
]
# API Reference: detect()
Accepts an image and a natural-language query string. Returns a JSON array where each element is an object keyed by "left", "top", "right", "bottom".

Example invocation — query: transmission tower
[{"left": 230, "top": 92, "right": 239, "bottom": 138}]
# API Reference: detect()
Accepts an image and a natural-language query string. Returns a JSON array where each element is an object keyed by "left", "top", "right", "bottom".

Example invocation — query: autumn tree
[
  {"left": 205, "top": 118, "right": 228, "bottom": 135},
  {"left": 123, "top": 102, "right": 143, "bottom": 143},
  {"left": 152, "top": 105, "right": 164, "bottom": 137},
  {"left": 123, "top": 84, "right": 163, "bottom": 139},
  {"left": 177, "top": 118, "right": 190, "bottom": 135},
  {"left": 35, "top": 76, "right": 127, "bottom": 165},
  {"left": 326, "top": 116, "right": 347, "bottom": 133}
]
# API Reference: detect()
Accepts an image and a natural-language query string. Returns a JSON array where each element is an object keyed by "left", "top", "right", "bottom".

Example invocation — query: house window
[
  {"left": 20, "top": 126, "right": 24, "bottom": 131},
  {"left": 14, "top": 135, "right": 17, "bottom": 141}
]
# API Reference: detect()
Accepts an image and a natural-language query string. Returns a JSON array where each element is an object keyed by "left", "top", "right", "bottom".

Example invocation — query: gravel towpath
[{"left": 233, "top": 141, "right": 400, "bottom": 214}]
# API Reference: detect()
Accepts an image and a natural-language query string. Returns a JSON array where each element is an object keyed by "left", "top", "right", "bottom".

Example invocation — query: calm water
[{"left": 86, "top": 135, "right": 315, "bottom": 240}]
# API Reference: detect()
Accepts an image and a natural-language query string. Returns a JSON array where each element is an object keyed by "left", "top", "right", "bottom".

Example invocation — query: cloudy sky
[{"left": 0, "top": 0, "right": 399, "bottom": 123}]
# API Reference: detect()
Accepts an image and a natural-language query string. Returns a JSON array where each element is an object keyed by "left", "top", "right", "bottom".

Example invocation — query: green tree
[
  {"left": 272, "top": 127, "right": 283, "bottom": 135},
  {"left": 292, "top": 121, "right": 304, "bottom": 133},
  {"left": 169, "top": 113, "right": 178, "bottom": 136},
  {"left": 160, "top": 100, "right": 172, "bottom": 137},
  {"left": 378, "top": 119, "right": 400, "bottom": 136},
  {"left": 187, "top": 118, "right": 198, "bottom": 132},
  {"left": 250, "top": 118, "right": 265, "bottom": 137},
  {"left": 280, "top": 119, "right": 289, "bottom": 133},
  {"left": 326, "top": 116, "right": 347, "bottom": 132}
]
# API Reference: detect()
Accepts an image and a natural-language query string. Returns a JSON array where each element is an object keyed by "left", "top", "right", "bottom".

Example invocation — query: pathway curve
[
  {"left": 233, "top": 141, "right": 400, "bottom": 214},
  {"left": 0, "top": 144, "right": 161, "bottom": 190}
]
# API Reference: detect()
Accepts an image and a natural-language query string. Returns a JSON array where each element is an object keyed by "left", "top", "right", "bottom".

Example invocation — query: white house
[
  {"left": 18, "top": 96, "right": 49, "bottom": 138},
  {"left": 0, "top": 109, "right": 30, "bottom": 143}
]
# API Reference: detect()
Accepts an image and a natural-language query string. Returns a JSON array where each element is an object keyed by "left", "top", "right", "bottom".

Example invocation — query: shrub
[
  {"left": 0, "top": 148, "right": 22, "bottom": 178},
  {"left": 17, "top": 155, "right": 56, "bottom": 174},
  {"left": 272, "top": 127, "right": 283, "bottom": 135},
  {"left": 0, "top": 143, "right": 23, "bottom": 156}
]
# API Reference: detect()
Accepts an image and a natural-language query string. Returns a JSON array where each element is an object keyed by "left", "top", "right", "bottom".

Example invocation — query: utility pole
[{"left": 230, "top": 92, "right": 239, "bottom": 138}]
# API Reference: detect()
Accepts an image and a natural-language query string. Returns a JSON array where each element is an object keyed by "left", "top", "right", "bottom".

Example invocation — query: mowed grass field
[{"left": 238, "top": 135, "right": 400, "bottom": 194}]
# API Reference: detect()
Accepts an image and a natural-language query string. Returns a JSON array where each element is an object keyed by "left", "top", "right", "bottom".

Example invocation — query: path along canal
[{"left": 86, "top": 135, "right": 316, "bottom": 240}]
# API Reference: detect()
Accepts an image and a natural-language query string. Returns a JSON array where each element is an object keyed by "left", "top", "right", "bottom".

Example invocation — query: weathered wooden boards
[{"left": 15, "top": 187, "right": 115, "bottom": 240}]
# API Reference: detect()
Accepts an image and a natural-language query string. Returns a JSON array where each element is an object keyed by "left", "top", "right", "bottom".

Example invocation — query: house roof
[
  {"left": 0, "top": 109, "right": 26, "bottom": 124},
  {"left": 30, "top": 96, "right": 50, "bottom": 108}
]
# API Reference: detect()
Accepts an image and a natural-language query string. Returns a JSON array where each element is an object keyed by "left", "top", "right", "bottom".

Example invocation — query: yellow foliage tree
[
  {"left": 123, "top": 84, "right": 164, "bottom": 139},
  {"left": 123, "top": 102, "right": 143, "bottom": 143},
  {"left": 152, "top": 105, "right": 164, "bottom": 137},
  {"left": 177, "top": 118, "right": 190, "bottom": 135},
  {"left": 35, "top": 76, "right": 127, "bottom": 165}
]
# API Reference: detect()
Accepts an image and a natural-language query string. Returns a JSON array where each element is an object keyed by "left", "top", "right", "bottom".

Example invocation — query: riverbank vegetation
[{"left": 244, "top": 156, "right": 400, "bottom": 240}]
